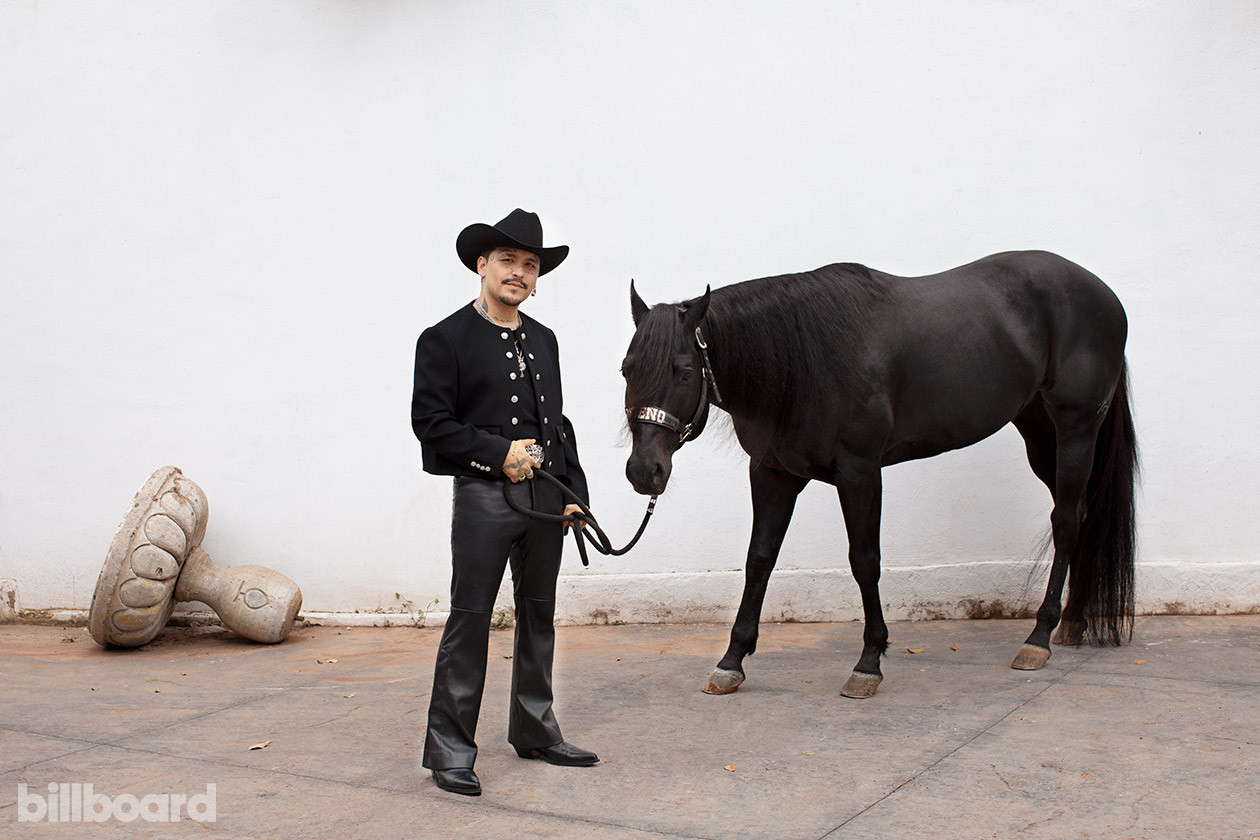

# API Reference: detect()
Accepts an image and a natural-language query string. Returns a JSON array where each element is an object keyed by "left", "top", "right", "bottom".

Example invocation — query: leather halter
[{"left": 627, "top": 327, "right": 722, "bottom": 444}]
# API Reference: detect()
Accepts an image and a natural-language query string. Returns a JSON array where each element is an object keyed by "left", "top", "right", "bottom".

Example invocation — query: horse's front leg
[
  {"left": 836, "top": 468, "right": 889, "bottom": 698},
  {"left": 703, "top": 464, "right": 808, "bottom": 695}
]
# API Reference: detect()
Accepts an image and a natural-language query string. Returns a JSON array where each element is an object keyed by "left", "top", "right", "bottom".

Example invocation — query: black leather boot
[{"left": 431, "top": 767, "right": 481, "bottom": 796}]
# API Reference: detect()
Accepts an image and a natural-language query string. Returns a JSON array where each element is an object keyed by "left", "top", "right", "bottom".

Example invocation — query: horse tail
[{"left": 1063, "top": 358, "right": 1139, "bottom": 645}]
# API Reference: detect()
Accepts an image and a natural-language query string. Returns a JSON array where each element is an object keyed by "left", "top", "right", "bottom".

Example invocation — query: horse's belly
[
  {"left": 881, "top": 424, "right": 1005, "bottom": 465},
  {"left": 884, "top": 362, "right": 1039, "bottom": 465}
]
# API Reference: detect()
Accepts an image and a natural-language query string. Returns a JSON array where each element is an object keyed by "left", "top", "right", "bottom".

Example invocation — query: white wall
[{"left": 2, "top": 1, "right": 1257, "bottom": 626}]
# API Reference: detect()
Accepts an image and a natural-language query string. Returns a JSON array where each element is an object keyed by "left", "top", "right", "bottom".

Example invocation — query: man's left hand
[{"left": 563, "top": 503, "right": 586, "bottom": 533}]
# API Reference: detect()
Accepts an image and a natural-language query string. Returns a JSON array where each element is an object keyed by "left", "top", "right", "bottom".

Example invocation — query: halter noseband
[{"left": 627, "top": 327, "right": 722, "bottom": 444}]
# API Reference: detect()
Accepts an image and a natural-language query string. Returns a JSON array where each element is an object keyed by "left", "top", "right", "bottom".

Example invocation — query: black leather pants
[{"left": 421, "top": 476, "right": 566, "bottom": 770}]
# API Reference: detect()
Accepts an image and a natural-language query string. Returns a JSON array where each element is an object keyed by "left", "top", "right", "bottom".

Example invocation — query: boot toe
[
  {"left": 432, "top": 767, "right": 482, "bottom": 795},
  {"left": 516, "top": 741, "right": 599, "bottom": 766}
]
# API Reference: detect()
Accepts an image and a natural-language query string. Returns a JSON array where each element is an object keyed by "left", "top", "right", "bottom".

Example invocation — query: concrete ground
[{"left": 1, "top": 615, "right": 1256, "bottom": 839}]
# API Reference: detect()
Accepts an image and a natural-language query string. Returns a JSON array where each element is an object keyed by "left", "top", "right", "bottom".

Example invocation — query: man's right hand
[{"left": 503, "top": 438, "right": 540, "bottom": 483}]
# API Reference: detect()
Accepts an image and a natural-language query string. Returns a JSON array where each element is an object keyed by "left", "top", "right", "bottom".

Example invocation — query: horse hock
[
  {"left": 703, "top": 668, "right": 746, "bottom": 695},
  {"left": 89, "top": 466, "right": 303, "bottom": 647}
]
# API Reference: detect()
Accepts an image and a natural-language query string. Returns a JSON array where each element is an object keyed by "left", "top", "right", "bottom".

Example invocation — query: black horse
[{"left": 622, "top": 251, "right": 1137, "bottom": 698}]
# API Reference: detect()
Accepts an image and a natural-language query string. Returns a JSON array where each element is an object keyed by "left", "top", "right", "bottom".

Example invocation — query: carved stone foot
[
  {"left": 702, "top": 668, "right": 745, "bottom": 695},
  {"left": 1011, "top": 643, "right": 1051, "bottom": 670},
  {"left": 89, "top": 467, "right": 302, "bottom": 647},
  {"left": 840, "top": 670, "right": 883, "bottom": 699}
]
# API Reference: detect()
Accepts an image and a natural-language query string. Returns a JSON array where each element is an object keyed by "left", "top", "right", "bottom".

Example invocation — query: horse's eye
[{"left": 680, "top": 370, "right": 693, "bottom": 383}]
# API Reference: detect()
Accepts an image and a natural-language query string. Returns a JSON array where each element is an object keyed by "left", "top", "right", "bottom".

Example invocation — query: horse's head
[{"left": 622, "top": 281, "right": 715, "bottom": 496}]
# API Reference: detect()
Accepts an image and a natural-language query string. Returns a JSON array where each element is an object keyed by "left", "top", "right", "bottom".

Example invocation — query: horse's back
[
  {"left": 866, "top": 251, "right": 1128, "bottom": 463},
  {"left": 878, "top": 250, "right": 1127, "bottom": 377},
  {"left": 962, "top": 251, "right": 1129, "bottom": 404},
  {"left": 888, "top": 250, "right": 1122, "bottom": 321}
]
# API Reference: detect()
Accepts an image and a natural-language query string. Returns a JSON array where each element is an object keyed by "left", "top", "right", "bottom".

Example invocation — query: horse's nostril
[{"left": 648, "top": 461, "right": 671, "bottom": 495}]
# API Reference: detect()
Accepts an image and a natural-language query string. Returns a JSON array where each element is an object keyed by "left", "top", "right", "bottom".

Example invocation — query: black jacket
[{"left": 411, "top": 304, "right": 589, "bottom": 503}]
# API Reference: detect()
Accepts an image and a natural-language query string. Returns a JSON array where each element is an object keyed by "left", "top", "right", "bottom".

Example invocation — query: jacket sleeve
[
  {"left": 411, "top": 327, "right": 513, "bottom": 473},
  {"left": 558, "top": 412, "right": 590, "bottom": 506},
  {"left": 549, "top": 335, "right": 590, "bottom": 504}
]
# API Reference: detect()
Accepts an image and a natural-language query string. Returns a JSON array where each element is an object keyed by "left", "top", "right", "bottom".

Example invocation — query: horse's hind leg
[
  {"left": 704, "top": 464, "right": 808, "bottom": 695},
  {"left": 836, "top": 467, "right": 889, "bottom": 698},
  {"left": 1013, "top": 396, "right": 1057, "bottom": 500},
  {"left": 1013, "top": 398, "right": 1082, "bottom": 646},
  {"left": 1013, "top": 406, "right": 1103, "bottom": 670}
]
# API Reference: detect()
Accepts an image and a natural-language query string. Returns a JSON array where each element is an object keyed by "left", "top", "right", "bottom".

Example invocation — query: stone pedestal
[
  {"left": 88, "top": 466, "right": 302, "bottom": 647},
  {"left": 1, "top": 578, "right": 18, "bottom": 620},
  {"left": 174, "top": 547, "right": 303, "bottom": 644}
]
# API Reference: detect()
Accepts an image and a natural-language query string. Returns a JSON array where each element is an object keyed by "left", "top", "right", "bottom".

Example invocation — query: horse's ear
[
  {"left": 630, "top": 279, "right": 650, "bottom": 326},
  {"left": 681, "top": 285, "right": 711, "bottom": 333}
]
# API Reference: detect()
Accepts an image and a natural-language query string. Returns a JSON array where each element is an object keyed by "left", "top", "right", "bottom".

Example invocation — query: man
[{"left": 411, "top": 208, "right": 598, "bottom": 797}]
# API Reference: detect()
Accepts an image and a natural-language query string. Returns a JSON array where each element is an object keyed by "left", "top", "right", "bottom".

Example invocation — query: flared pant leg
[
  {"left": 421, "top": 606, "right": 494, "bottom": 769},
  {"left": 422, "top": 477, "right": 564, "bottom": 770},
  {"left": 507, "top": 550, "right": 563, "bottom": 749}
]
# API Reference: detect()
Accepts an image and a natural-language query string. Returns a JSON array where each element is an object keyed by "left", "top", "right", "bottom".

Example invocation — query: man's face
[{"left": 478, "top": 247, "right": 540, "bottom": 307}]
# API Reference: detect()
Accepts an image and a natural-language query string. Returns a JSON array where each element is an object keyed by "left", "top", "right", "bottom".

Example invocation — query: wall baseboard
[{"left": 16, "top": 560, "right": 1254, "bottom": 630}]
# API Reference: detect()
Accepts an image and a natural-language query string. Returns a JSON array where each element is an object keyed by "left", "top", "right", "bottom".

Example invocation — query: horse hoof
[
  {"left": 1011, "top": 644, "right": 1051, "bottom": 670},
  {"left": 1052, "top": 621, "right": 1085, "bottom": 646},
  {"left": 840, "top": 671, "right": 882, "bottom": 699},
  {"left": 702, "top": 668, "right": 745, "bottom": 695}
]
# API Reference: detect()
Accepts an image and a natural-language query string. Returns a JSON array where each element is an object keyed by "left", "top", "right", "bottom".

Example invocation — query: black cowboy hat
[{"left": 455, "top": 208, "right": 570, "bottom": 276}]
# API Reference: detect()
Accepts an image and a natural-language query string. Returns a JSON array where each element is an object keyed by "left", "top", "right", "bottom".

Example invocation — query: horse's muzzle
[{"left": 625, "top": 453, "right": 671, "bottom": 496}]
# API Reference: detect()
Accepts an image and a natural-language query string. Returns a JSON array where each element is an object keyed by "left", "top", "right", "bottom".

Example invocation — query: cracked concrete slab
[{"left": 1, "top": 616, "right": 1256, "bottom": 839}]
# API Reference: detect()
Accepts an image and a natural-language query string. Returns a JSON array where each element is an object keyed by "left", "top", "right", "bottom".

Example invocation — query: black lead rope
[
  {"left": 504, "top": 327, "right": 714, "bottom": 565},
  {"left": 502, "top": 469, "right": 658, "bottom": 567}
]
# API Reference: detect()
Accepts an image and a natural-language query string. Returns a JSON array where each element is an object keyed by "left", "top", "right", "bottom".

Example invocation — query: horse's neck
[{"left": 704, "top": 311, "right": 755, "bottom": 417}]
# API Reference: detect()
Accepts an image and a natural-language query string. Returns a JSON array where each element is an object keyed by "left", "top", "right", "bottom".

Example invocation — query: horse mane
[{"left": 629, "top": 262, "right": 894, "bottom": 463}]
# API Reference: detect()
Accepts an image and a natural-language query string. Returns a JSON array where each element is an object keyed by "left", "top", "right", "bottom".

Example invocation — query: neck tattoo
[{"left": 475, "top": 298, "right": 520, "bottom": 328}]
